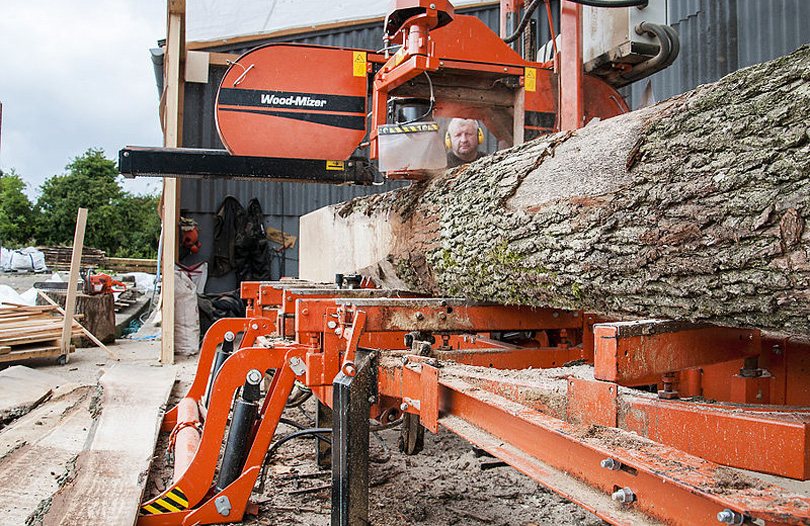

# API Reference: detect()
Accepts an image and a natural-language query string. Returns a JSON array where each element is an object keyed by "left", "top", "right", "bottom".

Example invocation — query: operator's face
[{"left": 450, "top": 123, "right": 478, "bottom": 160}]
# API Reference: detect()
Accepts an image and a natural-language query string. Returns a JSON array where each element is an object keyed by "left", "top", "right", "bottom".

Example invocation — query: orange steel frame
[{"left": 138, "top": 279, "right": 810, "bottom": 526}]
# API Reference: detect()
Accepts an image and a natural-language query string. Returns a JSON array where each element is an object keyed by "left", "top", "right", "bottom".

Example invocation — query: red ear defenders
[{"left": 445, "top": 125, "right": 484, "bottom": 148}]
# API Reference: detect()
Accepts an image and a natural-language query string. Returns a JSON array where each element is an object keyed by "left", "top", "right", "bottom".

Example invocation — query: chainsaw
[{"left": 81, "top": 269, "right": 127, "bottom": 295}]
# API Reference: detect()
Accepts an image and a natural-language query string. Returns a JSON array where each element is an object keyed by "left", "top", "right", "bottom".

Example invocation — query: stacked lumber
[
  {"left": 0, "top": 304, "right": 81, "bottom": 363},
  {"left": 104, "top": 257, "right": 158, "bottom": 273},
  {"left": 37, "top": 246, "right": 105, "bottom": 271}
]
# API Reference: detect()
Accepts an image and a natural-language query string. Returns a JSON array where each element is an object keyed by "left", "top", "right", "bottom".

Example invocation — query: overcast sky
[{"left": 0, "top": 0, "right": 166, "bottom": 199}]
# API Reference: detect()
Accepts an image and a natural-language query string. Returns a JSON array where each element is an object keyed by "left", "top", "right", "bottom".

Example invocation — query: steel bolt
[
  {"left": 327, "top": 320, "right": 338, "bottom": 329},
  {"left": 600, "top": 458, "right": 621, "bottom": 470},
  {"left": 251, "top": 324, "right": 258, "bottom": 330},
  {"left": 400, "top": 402, "right": 409, "bottom": 411},
  {"left": 717, "top": 509, "right": 744, "bottom": 525},
  {"left": 224, "top": 331, "right": 235, "bottom": 342},
  {"left": 611, "top": 487, "right": 635, "bottom": 504},
  {"left": 368, "top": 396, "right": 376, "bottom": 404},
  {"left": 415, "top": 312, "right": 425, "bottom": 321}
]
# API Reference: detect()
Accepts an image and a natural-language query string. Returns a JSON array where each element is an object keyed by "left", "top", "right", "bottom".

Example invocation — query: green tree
[
  {"left": 35, "top": 149, "right": 160, "bottom": 257},
  {"left": 0, "top": 168, "right": 34, "bottom": 246}
]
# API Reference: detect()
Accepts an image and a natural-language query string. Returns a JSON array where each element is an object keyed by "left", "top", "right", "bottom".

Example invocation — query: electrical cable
[
  {"left": 297, "top": 404, "right": 316, "bottom": 425},
  {"left": 369, "top": 417, "right": 404, "bottom": 431},
  {"left": 370, "top": 431, "right": 392, "bottom": 464},
  {"left": 266, "top": 428, "right": 332, "bottom": 459},
  {"left": 398, "top": 71, "right": 435, "bottom": 125}
]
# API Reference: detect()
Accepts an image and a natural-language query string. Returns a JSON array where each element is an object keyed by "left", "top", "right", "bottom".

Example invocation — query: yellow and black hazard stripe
[
  {"left": 139, "top": 486, "right": 189, "bottom": 516},
  {"left": 378, "top": 122, "right": 440, "bottom": 135}
]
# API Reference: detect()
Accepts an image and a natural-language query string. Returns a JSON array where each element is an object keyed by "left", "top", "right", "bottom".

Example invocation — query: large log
[{"left": 301, "top": 45, "right": 810, "bottom": 336}]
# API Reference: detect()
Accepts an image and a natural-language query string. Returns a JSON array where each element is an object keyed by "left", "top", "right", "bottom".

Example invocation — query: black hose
[
  {"left": 566, "top": 0, "right": 648, "bottom": 7},
  {"left": 267, "top": 428, "right": 332, "bottom": 459},
  {"left": 503, "top": 0, "right": 544, "bottom": 44},
  {"left": 621, "top": 22, "right": 679, "bottom": 82}
]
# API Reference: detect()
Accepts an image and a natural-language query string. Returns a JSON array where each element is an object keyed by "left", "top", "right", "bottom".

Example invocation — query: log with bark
[{"left": 300, "top": 45, "right": 810, "bottom": 336}]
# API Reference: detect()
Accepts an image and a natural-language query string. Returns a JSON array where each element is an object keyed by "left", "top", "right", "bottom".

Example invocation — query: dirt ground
[
  {"left": 237, "top": 400, "right": 605, "bottom": 526},
  {"left": 141, "top": 361, "right": 605, "bottom": 526}
]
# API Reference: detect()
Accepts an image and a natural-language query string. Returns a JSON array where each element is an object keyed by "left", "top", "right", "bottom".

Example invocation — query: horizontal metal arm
[{"left": 118, "top": 146, "right": 379, "bottom": 185}]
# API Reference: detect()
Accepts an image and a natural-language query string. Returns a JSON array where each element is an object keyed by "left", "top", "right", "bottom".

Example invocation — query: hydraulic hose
[
  {"left": 565, "top": 0, "right": 648, "bottom": 7},
  {"left": 503, "top": 0, "right": 544, "bottom": 44},
  {"left": 621, "top": 21, "right": 680, "bottom": 83},
  {"left": 503, "top": 0, "right": 649, "bottom": 46}
]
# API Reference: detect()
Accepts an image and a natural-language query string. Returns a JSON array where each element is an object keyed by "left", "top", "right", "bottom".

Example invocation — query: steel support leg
[{"left": 331, "top": 351, "right": 374, "bottom": 526}]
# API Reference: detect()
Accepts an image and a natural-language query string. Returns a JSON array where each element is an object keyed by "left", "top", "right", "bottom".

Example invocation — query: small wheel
[{"left": 57, "top": 354, "right": 69, "bottom": 365}]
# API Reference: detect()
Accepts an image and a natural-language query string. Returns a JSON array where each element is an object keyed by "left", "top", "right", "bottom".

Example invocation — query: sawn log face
[{"left": 331, "top": 46, "right": 810, "bottom": 336}]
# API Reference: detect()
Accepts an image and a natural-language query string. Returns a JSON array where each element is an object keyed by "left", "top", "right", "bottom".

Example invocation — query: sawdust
[{"left": 710, "top": 466, "right": 768, "bottom": 495}]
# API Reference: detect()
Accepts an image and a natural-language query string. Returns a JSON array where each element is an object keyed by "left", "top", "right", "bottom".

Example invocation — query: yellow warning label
[
  {"left": 525, "top": 67, "right": 537, "bottom": 92},
  {"left": 392, "top": 47, "right": 407, "bottom": 68},
  {"left": 353, "top": 51, "right": 367, "bottom": 77},
  {"left": 326, "top": 161, "right": 345, "bottom": 171}
]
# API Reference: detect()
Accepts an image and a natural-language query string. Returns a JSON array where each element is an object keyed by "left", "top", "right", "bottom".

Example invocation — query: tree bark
[{"left": 311, "top": 45, "right": 810, "bottom": 337}]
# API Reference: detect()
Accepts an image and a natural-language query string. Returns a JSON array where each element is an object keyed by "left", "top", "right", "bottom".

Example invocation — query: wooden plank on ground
[
  {"left": 0, "top": 384, "right": 95, "bottom": 525},
  {"left": 42, "top": 364, "right": 175, "bottom": 526},
  {"left": 0, "top": 366, "right": 66, "bottom": 423}
]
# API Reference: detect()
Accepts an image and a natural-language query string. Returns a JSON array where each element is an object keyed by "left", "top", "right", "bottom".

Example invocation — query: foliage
[
  {"left": 0, "top": 168, "right": 34, "bottom": 246},
  {"left": 34, "top": 149, "right": 160, "bottom": 258}
]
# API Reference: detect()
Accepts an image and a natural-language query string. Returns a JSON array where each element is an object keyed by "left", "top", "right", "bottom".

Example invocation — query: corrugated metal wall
[
  {"left": 628, "top": 0, "right": 810, "bottom": 106},
  {"left": 180, "top": 1, "right": 810, "bottom": 293}
]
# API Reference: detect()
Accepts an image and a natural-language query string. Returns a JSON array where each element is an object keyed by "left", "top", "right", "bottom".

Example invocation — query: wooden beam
[
  {"left": 61, "top": 208, "right": 87, "bottom": 359},
  {"left": 161, "top": 0, "right": 186, "bottom": 365}
]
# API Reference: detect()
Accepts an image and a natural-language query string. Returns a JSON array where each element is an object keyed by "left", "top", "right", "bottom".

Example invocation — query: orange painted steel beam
[
  {"left": 335, "top": 298, "right": 584, "bottom": 333},
  {"left": 434, "top": 346, "right": 585, "bottom": 369},
  {"left": 621, "top": 396, "right": 810, "bottom": 480},
  {"left": 438, "top": 374, "right": 810, "bottom": 526},
  {"left": 594, "top": 320, "right": 760, "bottom": 384}
]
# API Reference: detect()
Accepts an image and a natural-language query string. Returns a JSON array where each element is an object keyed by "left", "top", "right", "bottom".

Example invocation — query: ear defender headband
[{"left": 445, "top": 125, "right": 484, "bottom": 148}]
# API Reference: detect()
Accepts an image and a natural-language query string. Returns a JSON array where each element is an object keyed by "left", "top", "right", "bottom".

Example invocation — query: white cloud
[{"left": 0, "top": 0, "right": 165, "bottom": 198}]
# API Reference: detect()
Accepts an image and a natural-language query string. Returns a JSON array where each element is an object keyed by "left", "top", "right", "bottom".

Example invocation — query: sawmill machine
[
  {"left": 120, "top": 0, "right": 678, "bottom": 182},
  {"left": 126, "top": 2, "right": 810, "bottom": 526}
]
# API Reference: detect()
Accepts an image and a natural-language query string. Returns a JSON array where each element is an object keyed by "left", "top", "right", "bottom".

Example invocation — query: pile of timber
[
  {"left": 302, "top": 45, "right": 810, "bottom": 337},
  {"left": 0, "top": 304, "right": 81, "bottom": 362},
  {"left": 104, "top": 257, "right": 157, "bottom": 274},
  {"left": 38, "top": 246, "right": 105, "bottom": 271}
]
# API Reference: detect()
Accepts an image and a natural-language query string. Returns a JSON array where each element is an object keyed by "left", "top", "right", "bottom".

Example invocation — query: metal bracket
[
  {"left": 214, "top": 495, "right": 231, "bottom": 516},
  {"left": 289, "top": 356, "right": 307, "bottom": 376}
]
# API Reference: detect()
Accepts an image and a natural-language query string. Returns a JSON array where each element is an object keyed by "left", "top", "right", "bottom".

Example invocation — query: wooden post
[
  {"left": 161, "top": 0, "right": 186, "bottom": 365},
  {"left": 61, "top": 208, "right": 87, "bottom": 359}
]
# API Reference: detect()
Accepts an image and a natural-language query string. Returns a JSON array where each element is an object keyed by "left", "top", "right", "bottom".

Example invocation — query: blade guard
[{"left": 216, "top": 44, "right": 369, "bottom": 160}]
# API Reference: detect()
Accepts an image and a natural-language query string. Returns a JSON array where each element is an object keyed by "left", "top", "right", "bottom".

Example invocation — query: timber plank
[
  {"left": 0, "top": 366, "right": 66, "bottom": 423},
  {"left": 0, "top": 384, "right": 95, "bottom": 525},
  {"left": 42, "top": 364, "right": 175, "bottom": 526}
]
